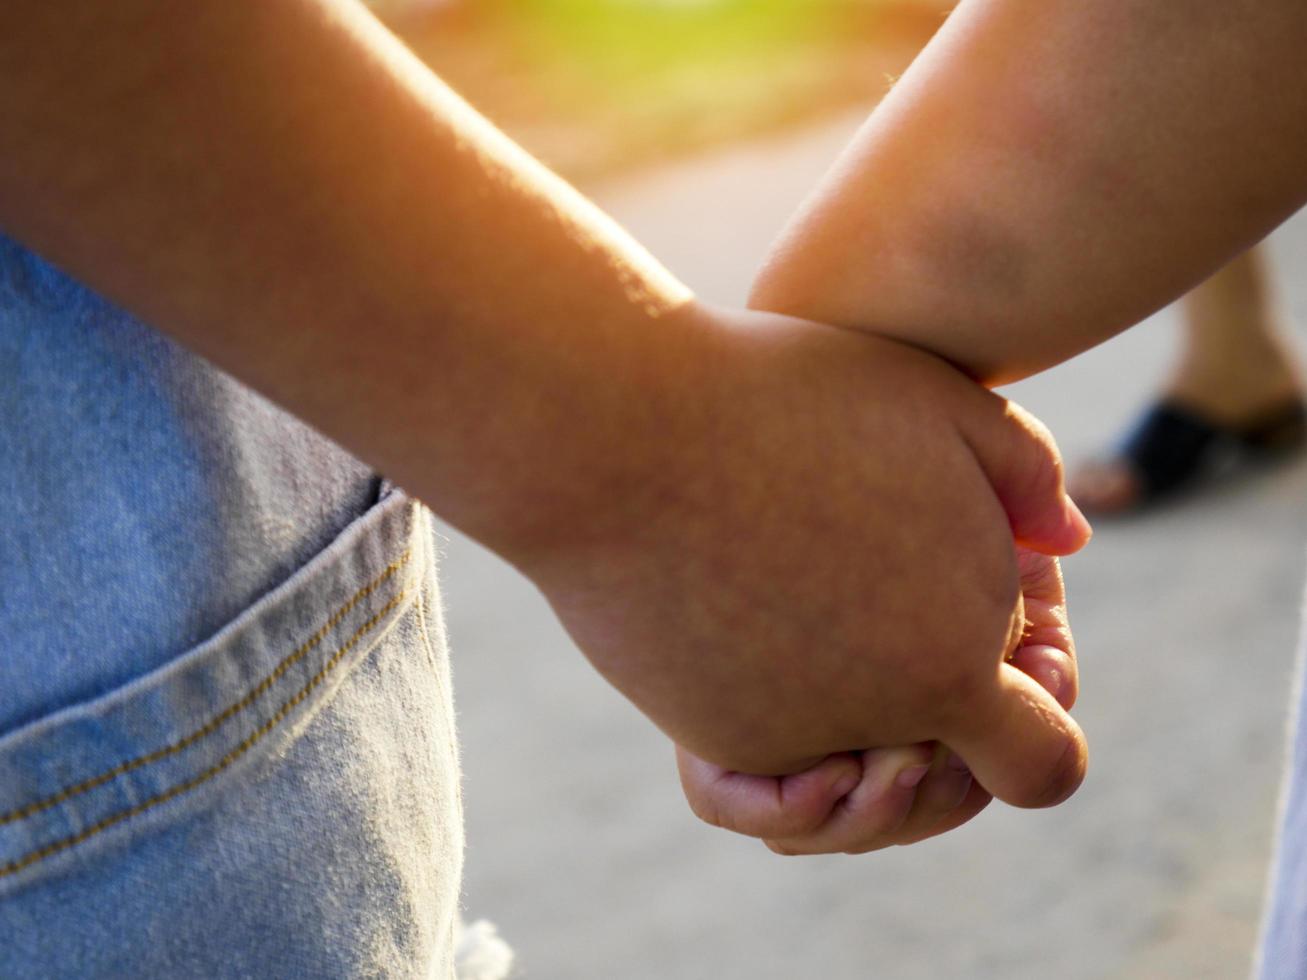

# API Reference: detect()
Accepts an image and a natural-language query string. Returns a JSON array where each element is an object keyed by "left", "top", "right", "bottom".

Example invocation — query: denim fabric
[
  {"left": 0, "top": 237, "right": 506, "bottom": 976},
  {"left": 1258, "top": 627, "right": 1307, "bottom": 979},
  {"left": 0, "top": 494, "right": 470, "bottom": 978},
  {"left": 0, "top": 233, "right": 382, "bottom": 736}
]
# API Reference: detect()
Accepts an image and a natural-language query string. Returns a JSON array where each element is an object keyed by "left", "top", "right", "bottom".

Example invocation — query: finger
[
  {"left": 943, "top": 664, "right": 1088, "bottom": 809},
  {"left": 766, "top": 748, "right": 985, "bottom": 855},
  {"left": 908, "top": 747, "right": 975, "bottom": 821},
  {"left": 763, "top": 744, "right": 935, "bottom": 856},
  {"left": 855, "top": 746, "right": 976, "bottom": 852},
  {"left": 1009, "top": 644, "right": 1076, "bottom": 710},
  {"left": 1012, "top": 550, "right": 1078, "bottom": 708},
  {"left": 677, "top": 745, "right": 862, "bottom": 840},
  {"left": 956, "top": 395, "right": 1093, "bottom": 557},
  {"left": 1017, "top": 547, "right": 1069, "bottom": 609},
  {"left": 894, "top": 779, "right": 993, "bottom": 847},
  {"left": 801, "top": 746, "right": 978, "bottom": 855}
]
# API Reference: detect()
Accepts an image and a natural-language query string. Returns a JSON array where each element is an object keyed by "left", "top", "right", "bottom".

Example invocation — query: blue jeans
[
  {"left": 0, "top": 236, "right": 510, "bottom": 977},
  {"left": 1259, "top": 630, "right": 1307, "bottom": 979},
  {"left": 0, "top": 492, "right": 476, "bottom": 977}
]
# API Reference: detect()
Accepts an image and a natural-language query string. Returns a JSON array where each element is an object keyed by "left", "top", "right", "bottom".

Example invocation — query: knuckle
[
  {"left": 1017, "top": 550, "right": 1067, "bottom": 601},
  {"left": 686, "top": 792, "right": 726, "bottom": 831}
]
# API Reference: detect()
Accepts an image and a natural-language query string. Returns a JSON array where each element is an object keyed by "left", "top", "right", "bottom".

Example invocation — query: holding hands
[
  {"left": 678, "top": 548, "right": 1079, "bottom": 855},
  {"left": 28, "top": 0, "right": 1306, "bottom": 872},
  {"left": 510, "top": 303, "right": 1091, "bottom": 854},
  {"left": 653, "top": 0, "right": 1307, "bottom": 854}
]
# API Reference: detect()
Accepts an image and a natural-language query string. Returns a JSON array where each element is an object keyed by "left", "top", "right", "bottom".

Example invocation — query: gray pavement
[{"left": 441, "top": 113, "right": 1307, "bottom": 979}]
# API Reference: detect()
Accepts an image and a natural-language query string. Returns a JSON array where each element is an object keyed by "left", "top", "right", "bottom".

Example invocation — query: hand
[
  {"left": 675, "top": 549, "right": 1078, "bottom": 854},
  {"left": 515, "top": 301, "right": 1090, "bottom": 808}
]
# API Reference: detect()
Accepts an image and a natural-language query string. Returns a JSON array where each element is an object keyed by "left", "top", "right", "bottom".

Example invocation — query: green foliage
[
  {"left": 491, "top": 0, "right": 846, "bottom": 98},
  {"left": 397, "top": 0, "right": 909, "bottom": 179}
]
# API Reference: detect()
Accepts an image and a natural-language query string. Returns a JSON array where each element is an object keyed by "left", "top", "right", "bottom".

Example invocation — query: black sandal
[{"left": 1107, "top": 398, "right": 1307, "bottom": 506}]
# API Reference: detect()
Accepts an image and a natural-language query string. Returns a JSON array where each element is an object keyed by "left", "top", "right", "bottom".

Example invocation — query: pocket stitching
[{"left": 0, "top": 551, "right": 412, "bottom": 879}]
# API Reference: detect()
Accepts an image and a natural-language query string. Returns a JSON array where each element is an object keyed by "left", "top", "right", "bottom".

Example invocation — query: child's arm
[{"left": 750, "top": 0, "right": 1307, "bottom": 385}]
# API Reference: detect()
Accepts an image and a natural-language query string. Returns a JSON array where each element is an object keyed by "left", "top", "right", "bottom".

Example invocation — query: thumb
[
  {"left": 956, "top": 394, "right": 1092, "bottom": 556},
  {"left": 943, "top": 664, "right": 1088, "bottom": 808}
]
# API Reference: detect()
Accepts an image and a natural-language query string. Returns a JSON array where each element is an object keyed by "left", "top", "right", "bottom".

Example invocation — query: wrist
[{"left": 442, "top": 297, "right": 719, "bottom": 575}]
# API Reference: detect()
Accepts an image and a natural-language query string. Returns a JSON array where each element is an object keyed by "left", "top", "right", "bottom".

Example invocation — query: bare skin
[
  {"left": 1168, "top": 248, "right": 1302, "bottom": 425},
  {"left": 1071, "top": 247, "right": 1304, "bottom": 513},
  {"left": 683, "top": 0, "right": 1307, "bottom": 851},
  {"left": 750, "top": 0, "right": 1307, "bottom": 385},
  {"left": 679, "top": 549, "right": 1076, "bottom": 855},
  {"left": 0, "top": 0, "right": 1090, "bottom": 818}
]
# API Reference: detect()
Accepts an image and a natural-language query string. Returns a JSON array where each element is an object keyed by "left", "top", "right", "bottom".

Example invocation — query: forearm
[
  {"left": 749, "top": 0, "right": 1307, "bottom": 385},
  {"left": 0, "top": 0, "right": 694, "bottom": 559},
  {"left": 0, "top": 1, "right": 1095, "bottom": 795}
]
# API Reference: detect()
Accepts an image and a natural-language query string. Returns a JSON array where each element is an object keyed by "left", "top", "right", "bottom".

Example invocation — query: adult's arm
[
  {"left": 0, "top": 0, "right": 1090, "bottom": 804},
  {"left": 750, "top": 0, "right": 1307, "bottom": 385}
]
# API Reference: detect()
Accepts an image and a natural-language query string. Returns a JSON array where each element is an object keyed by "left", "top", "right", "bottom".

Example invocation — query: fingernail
[
  {"left": 895, "top": 764, "right": 930, "bottom": 789},
  {"left": 1043, "top": 665, "right": 1066, "bottom": 702},
  {"left": 945, "top": 752, "right": 970, "bottom": 774}
]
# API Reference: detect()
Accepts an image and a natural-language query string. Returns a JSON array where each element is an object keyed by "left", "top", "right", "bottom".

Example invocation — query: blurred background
[
  {"left": 377, "top": 0, "right": 945, "bottom": 181},
  {"left": 370, "top": 3, "right": 1307, "bottom": 976}
]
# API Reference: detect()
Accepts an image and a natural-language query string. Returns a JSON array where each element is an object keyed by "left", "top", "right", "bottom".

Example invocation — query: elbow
[
  {"left": 746, "top": 238, "right": 839, "bottom": 323},
  {"left": 745, "top": 257, "right": 793, "bottom": 315}
]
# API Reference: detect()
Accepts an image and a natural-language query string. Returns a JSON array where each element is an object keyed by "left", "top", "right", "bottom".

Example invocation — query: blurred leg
[
  {"left": 1070, "top": 245, "right": 1303, "bottom": 513},
  {"left": 1167, "top": 246, "right": 1301, "bottom": 424}
]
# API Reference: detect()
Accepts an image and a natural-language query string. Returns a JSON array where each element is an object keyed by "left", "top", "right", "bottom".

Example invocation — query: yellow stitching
[
  {"left": 0, "top": 589, "right": 408, "bottom": 880},
  {"left": 0, "top": 549, "right": 412, "bottom": 828},
  {"left": 0, "top": 550, "right": 410, "bottom": 826}
]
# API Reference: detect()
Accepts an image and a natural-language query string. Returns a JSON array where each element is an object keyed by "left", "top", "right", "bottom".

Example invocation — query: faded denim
[
  {"left": 1259, "top": 620, "right": 1307, "bottom": 979},
  {"left": 0, "top": 236, "right": 504, "bottom": 977}
]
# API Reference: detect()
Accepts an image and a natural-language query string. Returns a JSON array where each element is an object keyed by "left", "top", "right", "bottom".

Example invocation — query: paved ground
[{"left": 439, "top": 114, "right": 1307, "bottom": 979}]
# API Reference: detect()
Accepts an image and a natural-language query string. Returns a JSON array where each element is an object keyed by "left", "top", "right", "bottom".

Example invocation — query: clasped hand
[{"left": 516, "top": 302, "right": 1090, "bottom": 856}]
